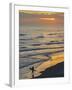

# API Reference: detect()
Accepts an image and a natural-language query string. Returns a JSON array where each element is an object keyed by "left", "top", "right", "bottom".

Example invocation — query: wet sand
[
  {"left": 35, "top": 62, "right": 64, "bottom": 78},
  {"left": 34, "top": 53, "right": 64, "bottom": 77}
]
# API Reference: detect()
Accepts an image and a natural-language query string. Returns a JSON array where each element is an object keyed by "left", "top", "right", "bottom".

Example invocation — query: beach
[
  {"left": 19, "top": 53, "right": 64, "bottom": 79},
  {"left": 19, "top": 10, "right": 64, "bottom": 79},
  {"left": 35, "top": 62, "right": 64, "bottom": 78}
]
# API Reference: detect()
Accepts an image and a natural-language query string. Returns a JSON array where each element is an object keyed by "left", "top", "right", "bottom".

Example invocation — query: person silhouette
[{"left": 29, "top": 66, "right": 35, "bottom": 78}]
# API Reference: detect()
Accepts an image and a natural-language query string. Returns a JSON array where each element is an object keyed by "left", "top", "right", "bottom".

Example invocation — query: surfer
[{"left": 29, "top": 66, "right": 36, "bottom": 78}]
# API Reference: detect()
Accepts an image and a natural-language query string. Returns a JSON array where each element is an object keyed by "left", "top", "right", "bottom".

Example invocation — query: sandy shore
[
  {"left": 34, "top": 53, "right": 64, "bottom": 77},
  {"left": 19, "top": 53, "right": 64, "bottom": 79},
  {"left": 35, "top": 62, "right": 64, "bottom": 78}
]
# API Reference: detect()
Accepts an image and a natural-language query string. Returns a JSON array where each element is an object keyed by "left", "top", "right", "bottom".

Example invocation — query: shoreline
[
  {"left": 19, "top": 53, "right": 64, "bottom": 79},
  {"left": 35, "top": 62, "right": 64, "bottom": 78},
  {"left": 34, "top": 53, "right": 64, "bottom": 77}
]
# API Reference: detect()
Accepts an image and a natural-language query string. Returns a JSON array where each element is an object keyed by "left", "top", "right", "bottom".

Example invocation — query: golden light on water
[
  {"left": 36, "top": 54, "right": 64, "bottom": 73},
  {"left": 43, "top": 33, "right": 48, "bottom": 38},
  {"left": 40, "top": 18, "right": 55, "bottom": 21}
]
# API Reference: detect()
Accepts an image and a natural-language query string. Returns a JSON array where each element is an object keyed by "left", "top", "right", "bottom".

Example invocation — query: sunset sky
[
  {"left": 19, "top": 10, "right": 64, "bottom": 35},
  {"left": 19, "top": 10, "right": 64, "bottom": 25}
]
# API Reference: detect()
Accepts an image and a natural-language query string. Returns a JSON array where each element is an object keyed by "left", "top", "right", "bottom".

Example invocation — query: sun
[{"left": 40, "top": 18, "right": 55, "bottom": 21}]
